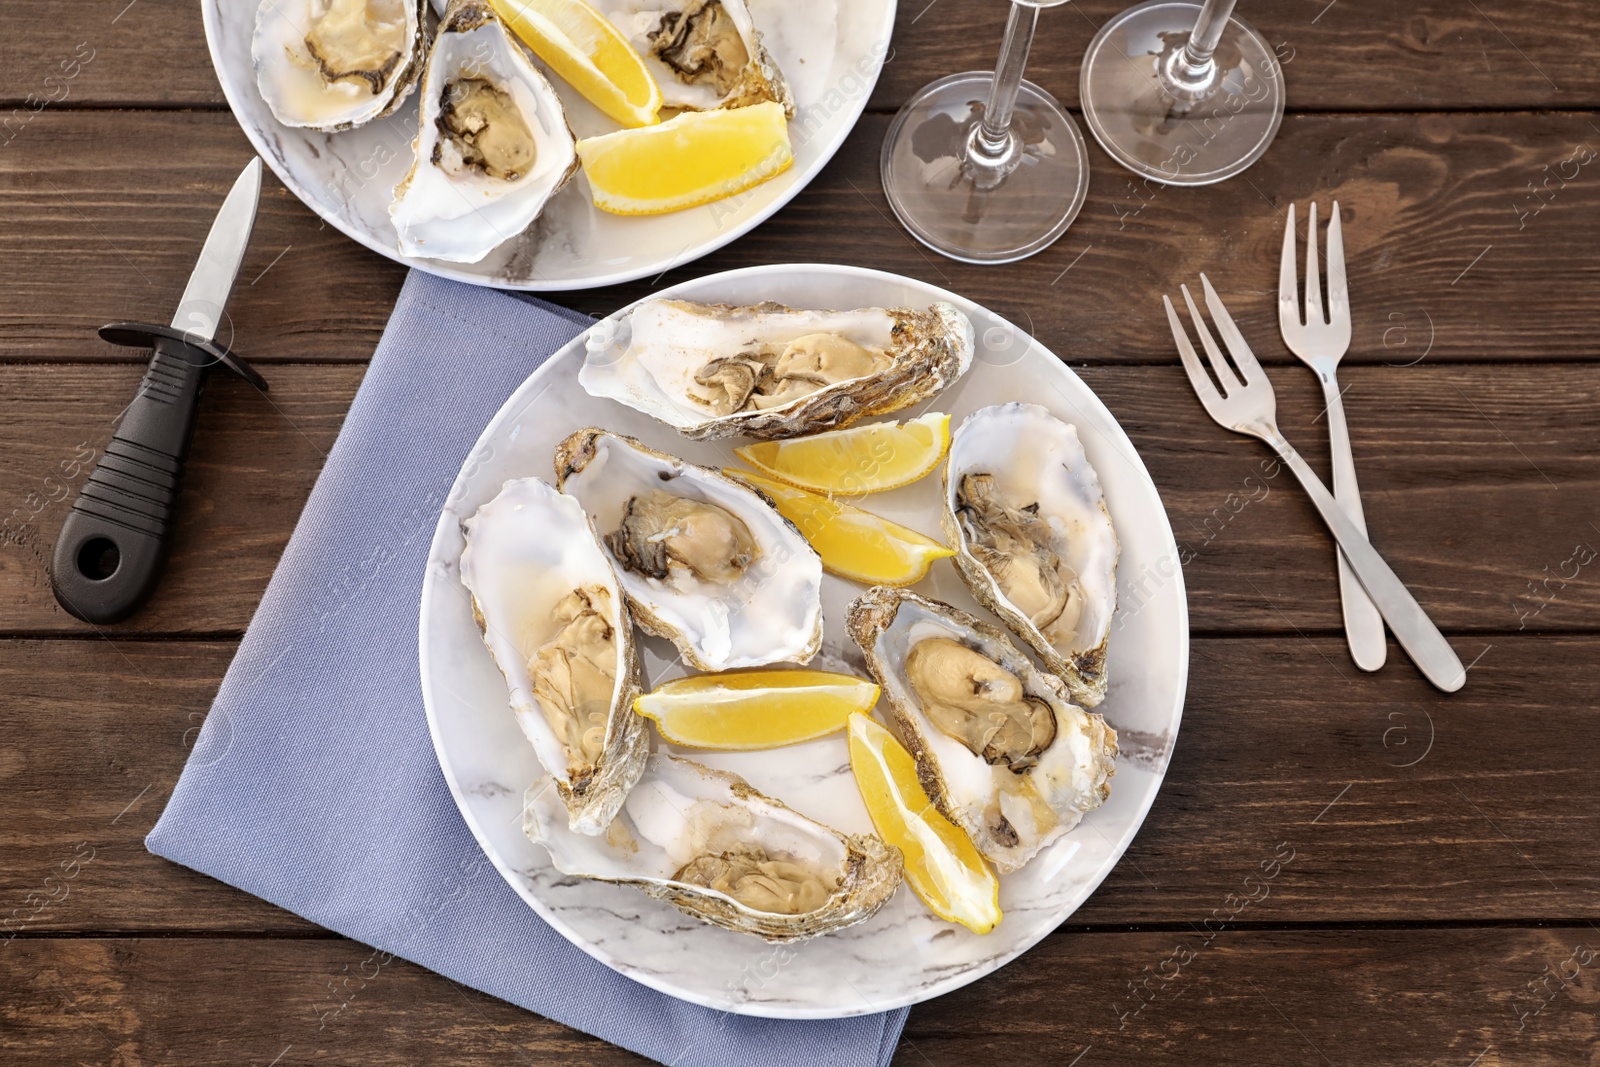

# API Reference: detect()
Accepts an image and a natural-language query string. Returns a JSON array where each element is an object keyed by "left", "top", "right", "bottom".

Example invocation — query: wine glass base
[
  {"left": 880, "top": 72, "right": 1089, "bottom": 265},
  {"left": 1080, "top": 0, "right": 1285, "bottom": 186}
]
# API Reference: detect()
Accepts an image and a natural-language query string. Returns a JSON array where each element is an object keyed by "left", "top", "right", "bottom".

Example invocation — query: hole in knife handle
[{"left": 76, "top": 537, "right": 120, "bottom": 581}]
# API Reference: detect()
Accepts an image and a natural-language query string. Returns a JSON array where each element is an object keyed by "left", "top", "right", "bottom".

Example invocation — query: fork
[
  {"left": 1165, "top": 274, "right": 1466, "bottom": 693},
  {"left": 1280, "top": 201, "right": 1386, "bottom": 672}
]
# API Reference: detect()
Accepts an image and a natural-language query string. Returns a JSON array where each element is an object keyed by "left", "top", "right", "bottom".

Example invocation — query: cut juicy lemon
[
  {"left": 635, "top": 669, "right": 879, "bottom": 749},
  {"left": 735, "top": 413, "right": 952, "bottom": 496},
  {"left": 577, "top": 101, "right": 792, "bottom": 215},
  {"left": 491, "top": 0, "right": 662, "bottom": 128},
  {"left": 727, "top": 469, "right": 954, "bottom": 587},
  {"left": 848, "top": 713, "right": 1001, "bottom": 933}
]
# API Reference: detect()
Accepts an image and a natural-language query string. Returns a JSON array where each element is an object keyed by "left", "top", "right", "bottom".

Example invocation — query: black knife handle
[{"left": 50, "top": 324, "right": 265, "bottom": 624}]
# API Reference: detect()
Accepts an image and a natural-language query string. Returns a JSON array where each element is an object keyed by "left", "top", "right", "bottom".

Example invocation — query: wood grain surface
[
  {"left": 2, "top": 634, "right": 1596, "bottom": 937},
  {"left": 1, "top": 0, "right": 1597, "bottom": 1063},
  {"left": 6, "top": 110, "right": 1600, "bottom": 365},
  {"left": 5, "top": 928, "right": 1598, "bottom": 1065},
  {"left": 0, "top": 363, "right": 1593, "bottom": 637},
  {"left": 6, "top": 0, "right": 1599, "bottom": 110}
]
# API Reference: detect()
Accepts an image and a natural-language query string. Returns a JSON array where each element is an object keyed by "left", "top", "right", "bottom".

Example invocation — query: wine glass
[
  {"left": 880, "top": 0, "right": 1090, "bottom": 264},
  {"left": 1079, "top": 0, "right": 1284, "bottom": 185}
]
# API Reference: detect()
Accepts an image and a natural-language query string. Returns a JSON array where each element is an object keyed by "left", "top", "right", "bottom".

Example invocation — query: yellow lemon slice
[
  {"left": 734, "top": 413, "right": 952, "bottom": 496},
  {"left": 727, "top": 469, "right": 954, "bottom": 587},
  {"left": 577, "top": 101, "right": 793, "bottom": 216},
  {"left": 491, "top": 0, "right": 662, "bottom": 128},
  {"left": 848, "top": 713, "right": 1001, "bottom": 933},
  {"left": 635, "top": 669, "right": 879, "bottom": 749}
]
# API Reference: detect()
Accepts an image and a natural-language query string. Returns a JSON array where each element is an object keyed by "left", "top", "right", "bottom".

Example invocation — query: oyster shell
[
  {"left": 525, "top": 753, "right": 903, "bottom": 941},
  {"left": 943, "top": 404, "right": 1120, "bottom": 707},
  {"left": 460, "top": 477, "right": 649, "bottom": 834},
  {"left": 580, "top": 299, "right": 975, "bottom": 441},
  {"left": 555, "top": 428, "right": 824, "bottom": 671},
  {"left": 252, "top": 0, "right": 427, "bottom": 131},
  {"left": 847, "top": 587, "right": 1117, "bottom": 873},
  {"left": 389, "top": 0, "right": 579, "bottom": 263},
  {"left": 603, "top": 0, "right": 794, "bottom": 116}
]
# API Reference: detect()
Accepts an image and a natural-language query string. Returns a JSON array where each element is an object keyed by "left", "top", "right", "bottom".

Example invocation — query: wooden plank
[
  {"left": 0, "top": 640, "right": 319, "bottom": 936},
  {"left": 3, "top": 929, "right": 1595, "bottom": 1064},
  {"left": 4, "top": 634, "right": 1598, "bottom": 935},
  {"left": 5, "top": 109, "right": 1600, "bottom": 366},
  {"left": 0, "top": 365, "right": 352, "bottom": 635},
  {"left": 0, "top": 112, "right": 406, "bottom": 365},
  {"left": 874, "top": 0, "right": 1600, "bottom": 114},
  {"left": 0, "top": 0, "right": 227, "bottom": 109},
  {"left": 898, "top": 926, "right": 1599, "bottom": 1065},
  {"left": 1, "top": 361, "right": 1595, "bottom": 637},
  {"left": 5, "top": 0, "right": 1600, "bottom": 111}
]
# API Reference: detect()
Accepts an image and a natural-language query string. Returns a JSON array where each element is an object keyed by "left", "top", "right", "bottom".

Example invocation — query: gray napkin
[{"left": 146, "top": 269, "right": 909, "bottom": 1067}]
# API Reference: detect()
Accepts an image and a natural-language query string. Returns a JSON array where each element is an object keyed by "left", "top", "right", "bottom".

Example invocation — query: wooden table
[{"left": 4, "top": 1, "right": 1599, "bottom": 1062}]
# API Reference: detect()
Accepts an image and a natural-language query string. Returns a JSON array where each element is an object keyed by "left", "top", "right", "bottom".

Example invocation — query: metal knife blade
[{"left": 170, "top": 157, "right": 262, "bottom": 344}]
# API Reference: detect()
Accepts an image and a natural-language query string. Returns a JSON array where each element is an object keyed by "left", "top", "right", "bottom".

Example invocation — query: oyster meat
[
  {"left": 848, "top": 587, "right": 1117, "bottom": 872},
  {"left": 252, "top": 0, "right": 426, "bottom": 131},
  {"left": 525, "top": 753, "right": 903, "bottom": 941},
  {"left": 603, "top": 0, "right": 794, "bottom": 115},
  {"left": 389, "top": 0, "right": 579, "bottom": 263},
  {"left": 460, "top": 477, "right": 649, "bottom": 834},
  {"left": 581, "top": 299, "right": 975, "bottom": 440},
  {"left": 944, "top": 404, "right": 1120, "bottom": 707},
  {"left": 556, "top": 428, "right": 823, "bottom": 671},
  {"left": 606, "top": 491, "right": 760, "bottom": 586}
]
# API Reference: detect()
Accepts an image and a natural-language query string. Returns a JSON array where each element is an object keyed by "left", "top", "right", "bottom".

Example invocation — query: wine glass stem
[
  {"left": 970, "top": 1, "right": 1039, "bottom": 169},
  {"left": 1163, "top": 0, "right": 1237, "bottom": 99}
]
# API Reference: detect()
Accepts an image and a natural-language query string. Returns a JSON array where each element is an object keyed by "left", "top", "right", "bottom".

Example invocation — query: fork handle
[
  {"left": 1321, "top": 375, "right": 1388, "bottom": 671},
  {"left": 1267, "top": 431, "right": 1465, "bottom": 692}
]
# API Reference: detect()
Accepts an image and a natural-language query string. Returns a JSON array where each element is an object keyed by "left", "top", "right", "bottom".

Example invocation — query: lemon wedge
[
  {"left": 734, "top": 413, "right": 952, "bottom": 496},
  {"left": 848, "top": 713, "right": 1001, "bottom": 933},
  {"left": 635, "top": 670, "right": 879, "bottom": 749},
  {"left": 491, "top": 0, "right": 662, "bottom": 128},
  {"left": 727, "top": 469, "right": 954, "bottom": 586},
  {"left": 577, "top": 101, "right": 793, "bottom": 215}
]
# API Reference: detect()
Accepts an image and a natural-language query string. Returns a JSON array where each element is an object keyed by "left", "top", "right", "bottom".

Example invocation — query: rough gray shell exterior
[
  {"left": 462, "top": 509, "right": 649, "bottom": 834},
  {"left": 633, "top": 819, "right": 901, "bottom": 941},
  {"left": 939, "top": 465, "right": 1115, "bottom": 709},
  {"left": 845, "top": 586, "right": 1118, "bottom": 870},
  {"left": 552, "top": 427, "right": 824, "bottom": 671},
  {"left": 253, "top": 0, "right": 430, "bottom": 132},
  {"left": 693, "top": 301, "right": 972, "bottom": 441},
  {"left": 542, "top": 613, "right": 646, "bottom": 833},
  {"left": 938, "top": 510, "right": 1112, "bottom": 708},
  {"left": 524, "top": 756, "right": 904, "bottom": 942},
  {"left": 431, "top": 0, "right": 581, "bottom": 184}
]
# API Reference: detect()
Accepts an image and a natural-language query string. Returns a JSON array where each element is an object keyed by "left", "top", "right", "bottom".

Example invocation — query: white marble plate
[
  {"left": 419, "top": 264, "right": 1189, "bottom": 1018},
  {"left": 201, "top": 0, "right": 894, "bottom": 289}
]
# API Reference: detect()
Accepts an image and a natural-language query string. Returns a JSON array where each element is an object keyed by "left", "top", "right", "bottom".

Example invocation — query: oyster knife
[{"left": 51, "top": 158, "right": 268, "bottom": 624}]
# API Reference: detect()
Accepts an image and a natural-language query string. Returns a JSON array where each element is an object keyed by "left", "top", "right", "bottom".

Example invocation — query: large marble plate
[
  {"left": 418, "top": 264, "right": 1189, "bottom": 1017},
  {"left": 201, "top": 0, "right": 894, "bottom": 289}
]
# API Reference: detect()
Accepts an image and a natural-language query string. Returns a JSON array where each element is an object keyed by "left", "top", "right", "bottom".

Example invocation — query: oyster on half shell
[
  {"left": 460, "top": 477, "right": 649, "bottom": 834},
  {"left": 581, "top": 299, "right": 975, "bottom": 441},
  {"left": 847, "top": 587, "right": 1117, "bottom": 873},
  {"left": 389, "top": 0, "right": 579, "bottom": 263},
  {"left": 555, "top": 428, "right": 824, "bottom": 671},
  {"left": 252, "top": 0, "right": 427, "bottom": 131},
  {"left": 944, "top": 404, "right": 1121, "bottom": 707},
  {"left": 525, "top": 753, "right": 903, "bottom": 941},
  {"left": 603, "top": 0, "right": 794, "bottom": 116}
]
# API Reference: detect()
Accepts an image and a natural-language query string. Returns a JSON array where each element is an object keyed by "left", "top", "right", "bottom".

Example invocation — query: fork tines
[
  {"left": 1279, "top": 201, "right": 1349, "bottom": 345},
  {"left": 1164, "top": 273, "right": 1273, "bottom": 425}
]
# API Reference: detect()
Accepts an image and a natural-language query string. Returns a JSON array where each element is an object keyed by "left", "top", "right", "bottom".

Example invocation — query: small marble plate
[
  {"left": 419, "top": 264, "right": 1189, "bottom": 1017},
  {"left": 201, "top": 0, "right": 893, "bottom": 289}
]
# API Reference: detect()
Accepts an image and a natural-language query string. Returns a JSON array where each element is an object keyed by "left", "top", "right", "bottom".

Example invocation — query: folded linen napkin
[{"left": 146, "top": 269, "right": 909, "bottom": 1067}]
